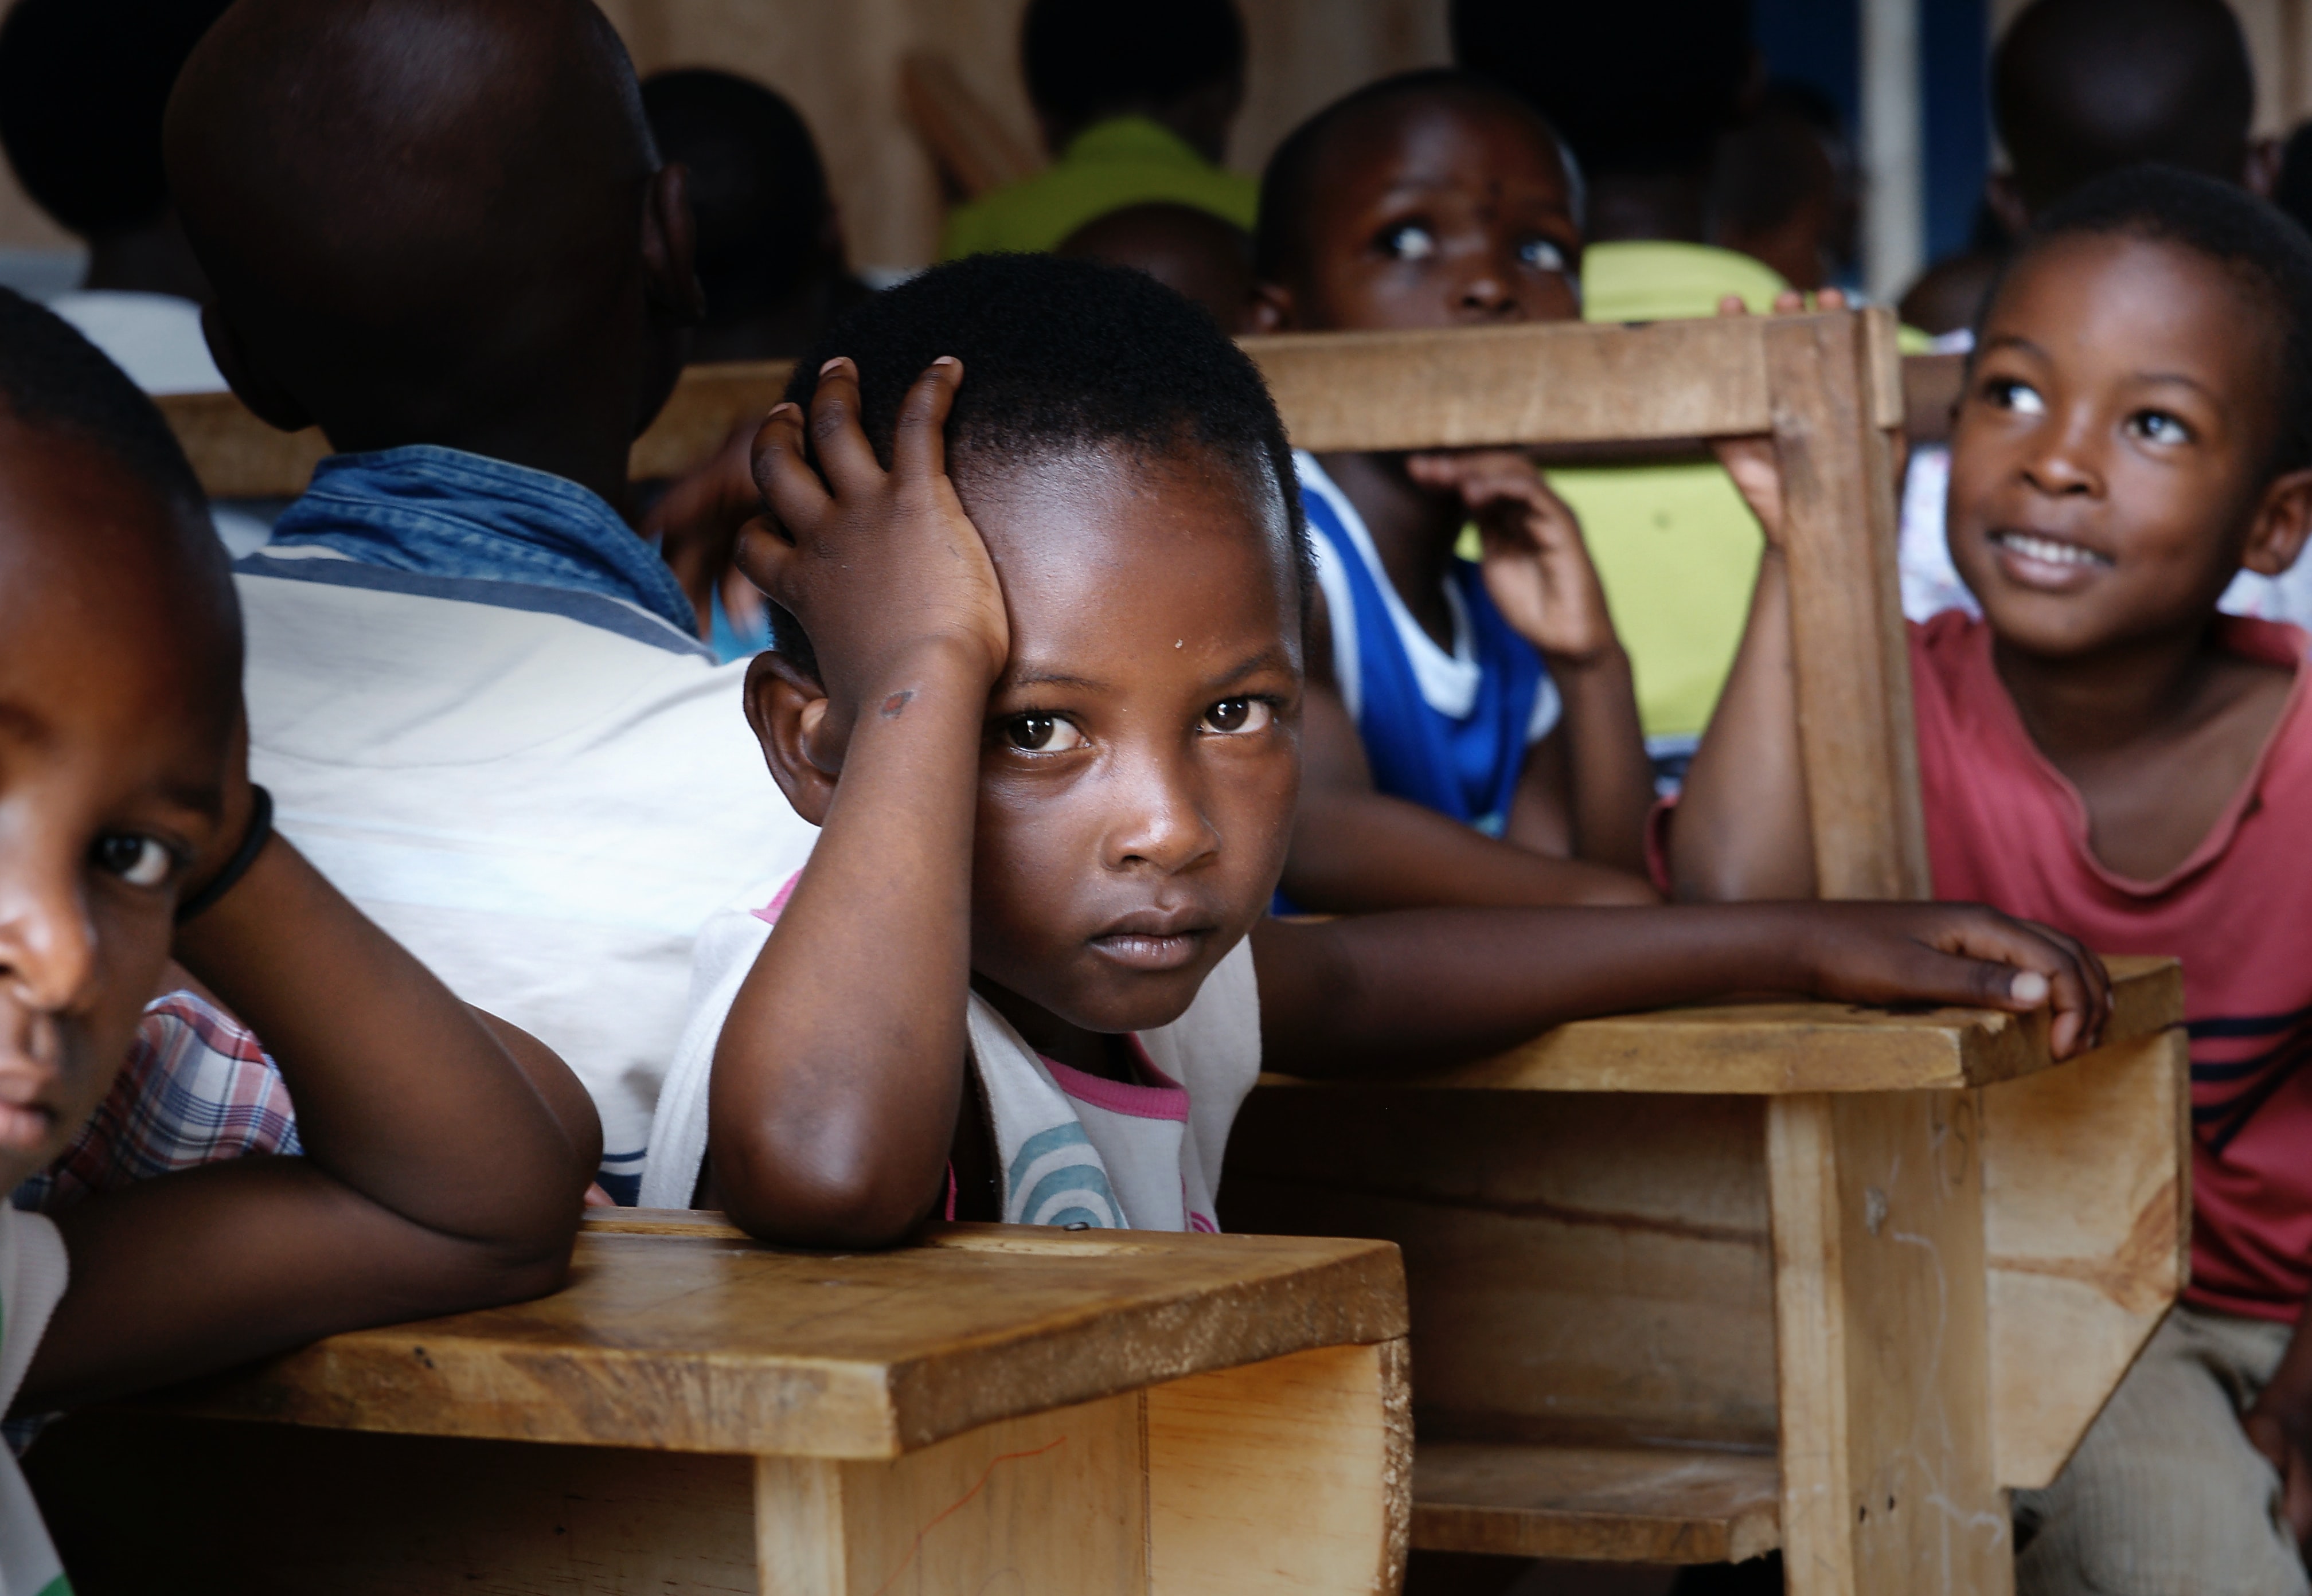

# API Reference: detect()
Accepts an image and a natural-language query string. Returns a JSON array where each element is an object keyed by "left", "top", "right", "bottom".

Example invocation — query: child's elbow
[{"left": 712, "top": 1135, "right": 936, "bottom": 1252}]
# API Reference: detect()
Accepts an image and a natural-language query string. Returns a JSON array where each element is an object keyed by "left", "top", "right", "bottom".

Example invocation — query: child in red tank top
[{"left": 1673, "top": 167, "right": 2312, "bottom": 1589}]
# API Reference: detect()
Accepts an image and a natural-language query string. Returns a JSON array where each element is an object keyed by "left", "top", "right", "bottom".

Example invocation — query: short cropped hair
[
  {"left": 1983, "top": 165, "right": 2312, "bottom": 476},
  {"left": 771, "top": 253, "right": 1305, "bottom": 678},
  {"left": 642, "top": 69, "right": 830, "bottom": 316},
  {"left": 1450, "top": 0, "right": 1750, "bottom": 178},
  {"left": 0, "top": 287, "right": 208, "bottom": 519},
  {"left": 1022, "top": 0, "right": 1246, "bottom": 131},
  {"left": 1255, "top": 68, "right": 1580, "bottom": 286},
  {"left": 0, "top": 0, "right": 232, "bottom": 238},
  {"left": 1993, "top": 0, "right": 2252, "bottom": 214}
]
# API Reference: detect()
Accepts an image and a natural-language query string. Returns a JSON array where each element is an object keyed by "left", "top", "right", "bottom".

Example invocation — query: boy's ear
[
  {"left": 201, "top": 305, "right": 313, "bottom": 435},
  {"left": 643, "top": 160, "right": 707, "bottom": 328},
  {"left": 1248, "top": 281, "right": 1295, "bottom": 334},
  {"left": 744, "top": 651, "right": 840, "bottom": 827},
  {"left": 2240, "top": 466, "right": 2312, "bottom": 579}
]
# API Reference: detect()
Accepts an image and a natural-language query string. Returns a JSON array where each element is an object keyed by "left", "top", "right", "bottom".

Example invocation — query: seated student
[
  {"left": 1450, "top": 0, "right": 1794, "bottom": 780},
  {"left": 938, "top": 0, "right": 1256, "bottom": 261},
  {"left": 0, "top": 288, "right": 596, "bottom": 1590},
  {"left": 1056, "top": 201, "right": 1255, "bottom": 331},
  {"left": 1708, "top": 83, "right": 1857, "bottom": 296},
  {"left": 1670, "top": 168, "right": 2312, "bottom": 1596},
  {"left": 1901, "top": 0, "right": 2312, "bottom": 637},
  {"left": 0, "top": 0, "right": 278, "bottom": 561},
  {"left": 160, "top": 0, "right": 819, "bottom": 1204},
  {"left": 1247, "top": 72, "right": 1655, "bottom": 909},
  {"left": 638, "top": 252, "right": 2108, "bottom": 1242},
  {"left": 640, "top": 68, "right": 870, "bottom": 366}
]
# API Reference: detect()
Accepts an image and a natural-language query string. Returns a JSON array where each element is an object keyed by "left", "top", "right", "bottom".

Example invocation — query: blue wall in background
[{"left": 1751, "top": 0, "right": 1993, "bottom": 275}]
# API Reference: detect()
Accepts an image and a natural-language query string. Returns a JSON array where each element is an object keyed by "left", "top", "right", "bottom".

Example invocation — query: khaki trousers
[{"left": 2016, "top": 1305, "right": 2307, "bottom": 1596}]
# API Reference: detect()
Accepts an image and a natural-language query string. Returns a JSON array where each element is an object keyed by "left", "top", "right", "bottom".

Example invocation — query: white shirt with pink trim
[{"left": 639, "top": 880, "right": 1262, "bottom": 1232}]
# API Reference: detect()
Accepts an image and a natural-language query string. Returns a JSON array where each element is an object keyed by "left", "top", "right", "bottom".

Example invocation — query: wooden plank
[
  {"left": 147, "top": 1223, "right": 1407, "bottom": 1460},
  {"left": 831, "top": 1391, "right": 1147, "bottom": 1595},
  {"left": 1263, "top": 955, "right": 2178, "bottom": 1096},
  {"left": 1224, "top": 1090, "right": 1780, "bottom": 1453},
  {"left": 158, "top": 315, "right": 1946, "bottom": 501},
  {"left": 1767, "top": 306, "right": 1931, "bottom": 901},
  {"left": 1411, "top": 1441, "right": 1780, "bottom": 1565},
  {"left": 1768, "top": 1090, "right": 2012, "bottom": 1596},
  {"left": 1983, "top": 1028, "right": 2192, "bottom": 1488},
  {"left": 1241, "top": 319, "right": 1774, "bottom": 452},
  {"left": 1147, "top": 1340, "right": 1413, "bottom": 1595}
]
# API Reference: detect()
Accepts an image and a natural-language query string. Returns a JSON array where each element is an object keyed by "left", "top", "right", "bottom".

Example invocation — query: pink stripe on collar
[{"left": 751, "top": 871, "right": 804, "bottom": 925}]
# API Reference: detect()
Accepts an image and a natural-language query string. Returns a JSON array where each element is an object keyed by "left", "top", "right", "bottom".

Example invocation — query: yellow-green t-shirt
[
  {"left": 938, "top": 116, "right": 1259, "bottom": 261},
  {"left": 1544, "top": 241, "right": 1791, "bottom": 745}
]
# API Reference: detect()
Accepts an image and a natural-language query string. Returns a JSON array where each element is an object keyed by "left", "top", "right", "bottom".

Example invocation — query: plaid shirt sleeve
[{"left": 9, "top": 990, "right": 301, "bottom": 1216}]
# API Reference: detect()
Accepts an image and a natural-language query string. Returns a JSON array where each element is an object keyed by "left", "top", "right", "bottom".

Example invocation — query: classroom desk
[
  {"left": 29, "top": 1219, "right": 1411, "bottom": 1595},
  {"left": 1223, "top": 955, "right": 2188, "bottom": 1595}
]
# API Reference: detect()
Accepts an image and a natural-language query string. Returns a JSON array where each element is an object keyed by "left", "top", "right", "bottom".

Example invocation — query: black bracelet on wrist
[{"left": 176, "top": 785, "right": 274, "bottom": 925}]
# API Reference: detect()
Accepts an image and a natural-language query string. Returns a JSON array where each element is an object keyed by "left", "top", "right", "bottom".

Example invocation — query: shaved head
[
  {"left": 1995, "top": 0, "right": 2254, "bottom": 214},
  {"left": 165, "top": 0, "right": 695, "bottom": 475}
]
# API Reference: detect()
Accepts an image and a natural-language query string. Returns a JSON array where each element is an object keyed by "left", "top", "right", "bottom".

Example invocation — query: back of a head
[
  {"left": 1450, "top": 0, "right": 1751, "bottom": 178},
  {"left": 0, "top": 286, "right": 235, "bottom": 667},
  {"left": 1057, "top": 202, "right": 1254, "bottom": 331},
  {"left": 0, "top": 0, "right": 232, "bottom": 241},
  {"left": 642, "top": 68, "right": 830, "bottom": 321},
  {"left": 772, "top": 253, "right": 1300, "bottom": 674},
  {"left": 1994, "top": 0, "right": 2253, "bottom": 214},
  {"left": 1997, "top": 165, "right": 2312, "bottom": 474},
  {"left": 1255, "top": 68, "right": 1573, "bottom": 285},
  {"left": 1021, "top": 0, "right": 1247, "bottom": 132},
  {"left": 165, "top": 0, "right": 658, "bottom": 439}
]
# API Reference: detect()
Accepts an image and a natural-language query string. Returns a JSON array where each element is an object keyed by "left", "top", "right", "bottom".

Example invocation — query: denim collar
[{"left": 267, "top": 444, "right": 698, "bottom": 638}]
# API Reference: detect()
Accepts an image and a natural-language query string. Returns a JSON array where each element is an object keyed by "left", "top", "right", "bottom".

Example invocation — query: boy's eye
[
  {"left": 1380, "top": 222, "right": 1437, "bottom": 261},
  {"left": 91, "top": 832, "right": 175, "bottom": 890},
  {"left": 1199, "top": 698, "right": 1274, "bottom": 736},
  {"left": 1517, "top": 237, "right": 1568, "bottom": 274},
  {"left": 2130, "top": 409, "right": 2191, "bottom": 445},
  {"left": 999, "top": 713, "right": 1087, "bottom": 753},
  {"left": 1985, "top": 377, "right": 2046, "bottom": 416}
]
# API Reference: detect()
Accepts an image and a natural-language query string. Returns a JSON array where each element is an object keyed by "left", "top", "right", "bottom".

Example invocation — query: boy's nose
[
  {"left": 2020, "top": 421, "right": 2103, "bottom": 497},
  {"left": 1458, "top": 269, "right": 1518, "bottom": 319},
  {"left": 1106, "top": 760, "right": 1222, "bottom": 875},
  {"left": 0, "top": 855, "right": 100, "bottom": 1017}
]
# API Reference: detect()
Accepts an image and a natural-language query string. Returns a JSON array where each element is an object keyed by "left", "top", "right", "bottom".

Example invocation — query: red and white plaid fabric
[{"left": 11, "top": 989, "right": 299, "bottom": 1215}]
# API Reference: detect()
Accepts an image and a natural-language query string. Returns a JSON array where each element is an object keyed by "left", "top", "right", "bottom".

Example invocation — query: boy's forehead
[
  {"left": 1319, "top": 94, "right": 1569, "bottom": 198},
  {"left": 1997, "top": 232, "right": 2271, "bottom": 375},
  {"left": 959, "top": 444, "right": 1299, "bottom": 643}
]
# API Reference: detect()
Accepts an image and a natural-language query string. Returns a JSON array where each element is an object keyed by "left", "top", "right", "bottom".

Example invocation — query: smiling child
[
  {"left": 1247, "top": 72, "right": 1658, "bottom": 911},
  {"left": 637, "top": 252, "right": 2111, "bottom": 1249},
  {"left": 0, "top": 290, "right": 598, "bottom": 1589},
  {"left": 1671, "top": 166, "right": 2312, "bottom": 1593}
]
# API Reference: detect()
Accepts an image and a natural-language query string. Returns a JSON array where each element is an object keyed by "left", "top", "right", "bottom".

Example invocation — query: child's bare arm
[
  {"left": 21, "top": 805, "right": 597, "bottom": 1412},
  {"left": 1284, "top": 597, "right": 1657, "bottom": 909},
  {"left": 1252, "top": 897, "right": 2111, "bottom": 1079},
  {"left": 707, "top": 359, "right": 1009, "bottom": 1249},
  {"left": 1406, "top": 451, "right": 1655, "bottom": 876},
  {"left": 1667, "top": 294, "right": 1836, "bottom": 902}
]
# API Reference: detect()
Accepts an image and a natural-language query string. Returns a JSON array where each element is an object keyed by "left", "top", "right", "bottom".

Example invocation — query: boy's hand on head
[
  {"left": 1404, "top": 450, "right": 1620, "bottom": 664},
  {"left": 741, "top": 357, "right": 1009, "bottom": 741},
  {"left": 1794, "top": 901, "right": 2112, "bottom": 1059}
]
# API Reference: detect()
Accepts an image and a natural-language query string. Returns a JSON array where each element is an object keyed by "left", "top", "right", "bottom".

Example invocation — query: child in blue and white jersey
[{"left": 1252, "top": 72, "right": 1657, "bottom": 910}]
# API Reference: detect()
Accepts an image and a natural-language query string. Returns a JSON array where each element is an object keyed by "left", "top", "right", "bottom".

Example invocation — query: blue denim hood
[{"left": 267, "top": 445, "right": 699, "bottom": 639}]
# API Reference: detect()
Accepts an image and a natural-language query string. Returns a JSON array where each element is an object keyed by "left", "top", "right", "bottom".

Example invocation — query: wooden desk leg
[
  {"left": 752, "top": 1341, "right": 1411, "bottom": 1596},
  {"left": 1769, "top": 1090, "right": 2010, "bottom": 1596}
]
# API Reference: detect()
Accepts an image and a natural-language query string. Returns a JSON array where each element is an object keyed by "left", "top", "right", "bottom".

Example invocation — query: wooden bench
[{"left": 31, "top": 1218, "right": 1412, "bottom": 1594}]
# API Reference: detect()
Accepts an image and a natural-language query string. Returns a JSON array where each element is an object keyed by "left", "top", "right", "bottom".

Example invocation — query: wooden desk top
[
  {"left": 158, "top": 1221, "right": 1405, "bottom": 1461},
  {"left": 1270, "top": 955, "right": 2180, "bottom": 1096}
]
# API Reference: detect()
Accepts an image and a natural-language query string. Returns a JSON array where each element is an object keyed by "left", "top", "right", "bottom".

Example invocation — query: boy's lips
[
  {"left": 1088, "top": 909, "right": 1215, "bottom": 973},
  {"left": 1987, "top": 527, "right": 2114, "bottom": 592}
]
